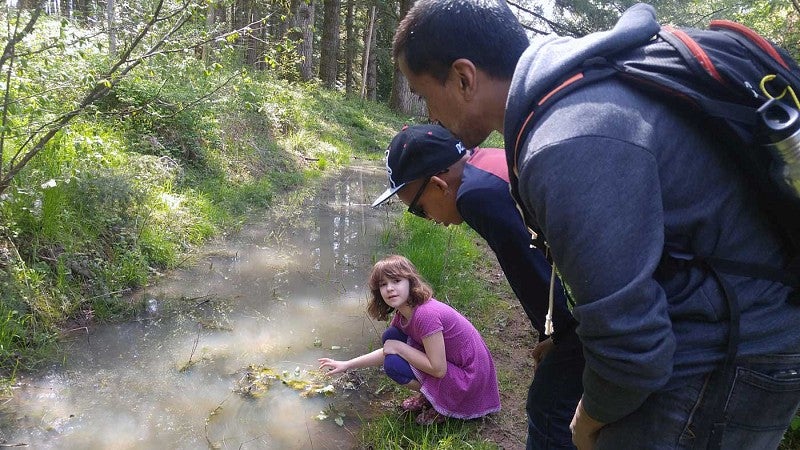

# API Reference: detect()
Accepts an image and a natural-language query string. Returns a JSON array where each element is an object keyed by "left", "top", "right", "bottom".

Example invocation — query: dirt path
[
  {"left": 483, "top": 310, "right": 537, "bottom": 449},
  {"left": 472, "top": 254, "right": 540, "bottom": 450}
]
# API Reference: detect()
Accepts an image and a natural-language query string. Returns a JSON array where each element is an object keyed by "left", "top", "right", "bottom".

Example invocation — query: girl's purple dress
[{"left": 390, "top": 298, "right": 501, "bottom": 419}]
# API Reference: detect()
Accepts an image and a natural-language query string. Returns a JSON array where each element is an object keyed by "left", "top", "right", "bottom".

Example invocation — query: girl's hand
[
  {"left": 382, "top": 339, "right": 405, "bottom": 355},
  {"left": 318, "top": 358, "right": 349, "bottom": 375}
]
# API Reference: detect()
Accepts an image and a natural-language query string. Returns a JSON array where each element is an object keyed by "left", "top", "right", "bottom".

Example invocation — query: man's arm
[{"left": 517, "top": 133, "right": 674, "bottom": 423}]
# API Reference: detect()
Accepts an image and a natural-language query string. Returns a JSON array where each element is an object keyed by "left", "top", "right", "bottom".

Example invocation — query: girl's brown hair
[{"left": 366, "top": 255, "right": 433, "bottom": 321}]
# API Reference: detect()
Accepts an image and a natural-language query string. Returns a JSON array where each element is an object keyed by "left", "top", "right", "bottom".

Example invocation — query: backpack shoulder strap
[{"left": 507, "top": 66, "right": 618, "bottom": 250}]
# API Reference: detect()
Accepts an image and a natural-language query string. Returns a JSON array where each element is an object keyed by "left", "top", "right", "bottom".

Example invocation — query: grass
[
  {"left": 360, "top": 413, "right": 497, "bottom": 450},
  {"left": 781, "top": 417, "right": 800, "bottom": 450}
]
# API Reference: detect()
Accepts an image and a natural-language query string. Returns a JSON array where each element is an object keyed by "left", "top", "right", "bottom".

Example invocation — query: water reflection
[{"left": 0, "top": 165, "right": 394, "bottom": 449}]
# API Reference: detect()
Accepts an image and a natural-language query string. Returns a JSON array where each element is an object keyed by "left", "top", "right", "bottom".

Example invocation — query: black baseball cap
[{"left": 371, "top": 124, "right": 468, "bottom": 207}]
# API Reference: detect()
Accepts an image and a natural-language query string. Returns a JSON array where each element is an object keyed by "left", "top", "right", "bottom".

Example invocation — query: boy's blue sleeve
[{"left": 457, "top": 166, "right": 578, "bottom": 341}]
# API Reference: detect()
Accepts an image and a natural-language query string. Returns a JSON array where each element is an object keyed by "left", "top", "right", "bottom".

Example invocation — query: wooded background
[
  {"left": 1, "top": 0, "right": 798, "bottom": 196},
  {"left": 6, "top": 0, "right": 798, "bottom": 115}
]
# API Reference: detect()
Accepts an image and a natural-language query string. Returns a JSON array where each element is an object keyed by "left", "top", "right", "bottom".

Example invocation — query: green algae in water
[{"left": 234, "top": 365, "right": 334, "bottom": 399}]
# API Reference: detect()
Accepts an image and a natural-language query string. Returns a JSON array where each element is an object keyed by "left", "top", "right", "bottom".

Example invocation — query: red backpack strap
[
  {"left": 709, "top": 20, "right": 790, "bottom": 69},
  {"left": 661, "top": 26, "right": 723, "bottom": 83},
  {"left": 512, "top": 72, "right": 586, "bottom": 177}
]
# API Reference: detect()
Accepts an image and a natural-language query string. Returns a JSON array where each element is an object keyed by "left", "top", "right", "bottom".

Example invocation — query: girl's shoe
[
  {"left": 401, "top": 393, "right": 429, "bottom": 412},
  {"left": 415, "top": 408, "right": 445, "bottom": 425}
]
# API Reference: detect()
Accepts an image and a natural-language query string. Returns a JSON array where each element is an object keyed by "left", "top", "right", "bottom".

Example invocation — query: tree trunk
[
  {"left": 366, "top": 6, "right": 378, "bottom": 101},
  {"left": 361, "top": 5, "right": 376, "bottom": 99},
  {"left": 319, "top": 0, "right": 341, "bottom": 89},
  {"left": 46, "top": 0, "right": 61, "bottom": 15},
  {"left": 297, "top": 0, "right": 315, "bottom": 81},
  {"left": 270, "top": 0, "right": 290, "bottom": 42},
  {"left": 107, "top": 0, "right": 116, "bottom": 55},
  {"left": 389, "top": 0, "right": 425, "bottom": 115},
  {"left": 390, "top": 69, "right": 426, "bottom": 116},
  {"left": 343, "top": 0, "right": 355, "bottom": 95},
  {"left": 203, "top": 3, "right": 216, "bottom": 66}
]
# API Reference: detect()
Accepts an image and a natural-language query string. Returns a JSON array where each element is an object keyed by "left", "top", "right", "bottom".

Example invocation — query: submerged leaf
[
  {"left": 316, "top": 384, "right": 335, "bottom": 395},
  {"left": 234, "top": 364, "right": 280, "bottom": 398},
  {"left": 283, "top": 379, "right": 309, "bottom": 390}
]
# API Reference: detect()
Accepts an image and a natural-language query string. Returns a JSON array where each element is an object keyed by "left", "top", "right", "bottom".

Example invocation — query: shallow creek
[{"left": 1, "top": 164, "right": 396, "bottom": 449}]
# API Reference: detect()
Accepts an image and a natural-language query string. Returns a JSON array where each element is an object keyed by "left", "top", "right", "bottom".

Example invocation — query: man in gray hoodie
[{"left": 392, "top": 1, "right": 800, "bottom": 449}]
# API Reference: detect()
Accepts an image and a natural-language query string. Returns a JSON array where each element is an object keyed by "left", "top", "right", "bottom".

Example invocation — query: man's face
[
  {"left": 398, "top": 56, "right": 493, "bottom": 148},
  {"left": 397, "top": 177, "right": 463, "bottom": 226}
]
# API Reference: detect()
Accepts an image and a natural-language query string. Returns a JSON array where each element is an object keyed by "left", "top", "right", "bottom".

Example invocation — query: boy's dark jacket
[{"left": 503, "top": 3, "right": 800, "bottom": 423}]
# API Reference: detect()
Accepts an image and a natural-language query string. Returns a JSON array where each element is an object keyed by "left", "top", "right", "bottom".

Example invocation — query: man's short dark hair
[{"left": 393, "top": 0, "right": 529, "bottom": 83}]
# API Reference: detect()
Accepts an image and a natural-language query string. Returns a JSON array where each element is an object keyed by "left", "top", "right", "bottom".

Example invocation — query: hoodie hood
[{"left": 503, "top": 3, "right": 661, "bottom": 148}]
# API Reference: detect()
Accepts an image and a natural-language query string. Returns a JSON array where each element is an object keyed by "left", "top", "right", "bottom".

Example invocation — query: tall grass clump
[
  {"left": 359, "top": 412, "right": 497, "bottom": 450},
  {"left": 392, "top": 214, "right": 492, "bottom": 320}
]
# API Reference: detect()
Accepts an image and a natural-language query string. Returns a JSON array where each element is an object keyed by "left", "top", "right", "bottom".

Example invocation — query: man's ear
[
  {"left": 450, "top": 58, "right": 477, "bottom": 100},
  {"left": 429, "top": 175, "right": 450, "bottom": 194}
]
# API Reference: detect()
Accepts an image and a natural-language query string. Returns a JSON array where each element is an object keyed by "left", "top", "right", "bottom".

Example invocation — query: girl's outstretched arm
[
  {"left": 383, "top": 331, "right": 447, "bottom": 378},
  {"left": 318, "top": 348, "right": 385, "bottom": 375}
]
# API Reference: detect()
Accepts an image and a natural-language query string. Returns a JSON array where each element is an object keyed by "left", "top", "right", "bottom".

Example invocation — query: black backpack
[{"left": 508, "top": 19, "right": 800, "bottom": 291}]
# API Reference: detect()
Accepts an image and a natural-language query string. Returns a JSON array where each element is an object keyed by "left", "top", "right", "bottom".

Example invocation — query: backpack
[{"left": 508, "top": 19, "right": 800, "bottom": 291}]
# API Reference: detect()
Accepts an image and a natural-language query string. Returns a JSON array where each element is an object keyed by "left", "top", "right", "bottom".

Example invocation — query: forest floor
[{"left": 480, "top": 317, "right": 536, "bottom": 448}]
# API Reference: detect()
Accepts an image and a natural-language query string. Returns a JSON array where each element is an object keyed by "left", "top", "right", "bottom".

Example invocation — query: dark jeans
[
  {"left": 596, "top": 353, "right": 800, "bottom": 449},
  {"left": 527, "top": 334, "right": 585, "bottom": 450},
  {"left": 382, "top": 326, "right": 415, "bottom": 385}
]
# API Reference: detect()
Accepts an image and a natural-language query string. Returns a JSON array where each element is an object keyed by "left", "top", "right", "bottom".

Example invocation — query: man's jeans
[
  {"left": 596, "top": 353, "right": 800, "bottom": 449},
  {"left": 527, "top": 334, "right": 585, "bottom": 450}
]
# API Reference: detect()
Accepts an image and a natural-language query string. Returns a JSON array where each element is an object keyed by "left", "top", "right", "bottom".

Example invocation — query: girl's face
[{"left": 379, "top": 275, "right": 411, "bottom": 309}]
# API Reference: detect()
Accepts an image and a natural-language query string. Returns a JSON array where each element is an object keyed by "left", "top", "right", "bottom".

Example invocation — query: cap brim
[{"left": 371, "top": 183, "right": 406, "bottom": 208}]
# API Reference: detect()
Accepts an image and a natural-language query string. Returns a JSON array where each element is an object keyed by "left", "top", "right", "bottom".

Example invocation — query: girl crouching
[{"left": 319, "top": 254, "right": 501, "bottom": 424}]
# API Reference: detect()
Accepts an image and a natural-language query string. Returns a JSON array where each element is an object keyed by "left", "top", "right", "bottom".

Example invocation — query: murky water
[{"left": 0, "top": 165, "right": 396, "bottom": 449}]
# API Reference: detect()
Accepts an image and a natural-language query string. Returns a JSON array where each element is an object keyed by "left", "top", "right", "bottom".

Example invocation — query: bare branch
[
  {"left": 104, "top": 0, "right": 167, "bottom": 78},
  {"left": 142, "top": 18, "right": 273, "bottom": 59},
  {"left": 518, "top": 21, "right": 551, "bottom": 36},
  {"left": 1, "top": 80, "right": 111, "bottom": 191},
  {"left": 168, "top": 70, "right": 241, "bottom": 118},
  {"left": 506, "top": 0, "right": 582, "bottom": 36},
  {"left": 13, "top": 28, "right": 107, "bottom": 60}
]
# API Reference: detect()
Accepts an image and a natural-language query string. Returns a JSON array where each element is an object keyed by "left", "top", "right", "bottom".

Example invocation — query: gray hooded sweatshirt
[{"left": 503, "top": 3, "right": 800, "bottom": 423}]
